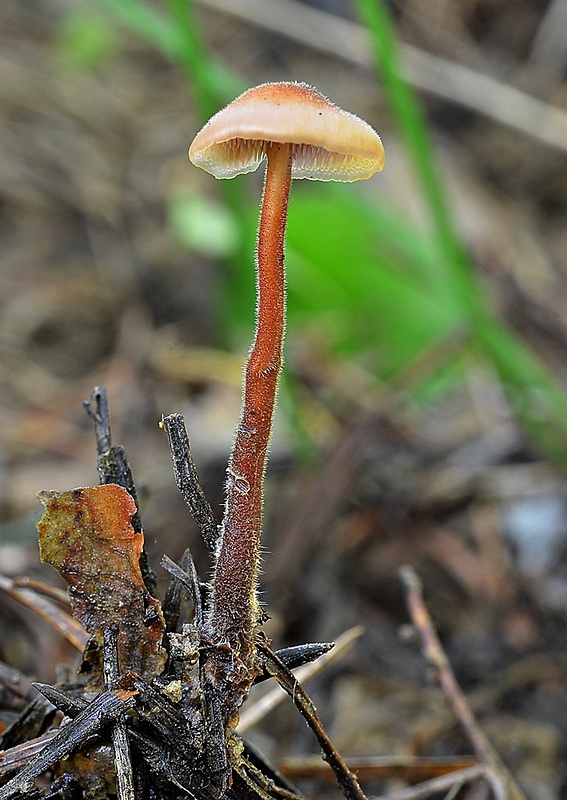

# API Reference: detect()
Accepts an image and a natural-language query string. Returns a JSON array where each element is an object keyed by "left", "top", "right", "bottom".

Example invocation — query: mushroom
[{"left": 189, "top": 81, "right": 384, "bottom": 713}]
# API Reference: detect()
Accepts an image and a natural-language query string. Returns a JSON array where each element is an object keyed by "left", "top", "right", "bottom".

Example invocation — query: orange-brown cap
[{"left": 189, "top": 82, "right": 385, "bottom": 182}]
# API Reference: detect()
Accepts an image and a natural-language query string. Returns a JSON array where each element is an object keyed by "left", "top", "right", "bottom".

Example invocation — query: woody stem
[{"left": 209, "top": 142, "right": 292, "bottom": 669}]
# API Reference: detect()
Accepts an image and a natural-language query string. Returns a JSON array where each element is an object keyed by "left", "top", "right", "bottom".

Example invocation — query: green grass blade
[
  {"left": 354, "top": 0, "right": 567, "bottom": 466},
  {"left": 353, "top": 0, "right": 480, "bottom": 316},
  {"left": 95, "top": 0, "right": 240, "bottom": 114}
]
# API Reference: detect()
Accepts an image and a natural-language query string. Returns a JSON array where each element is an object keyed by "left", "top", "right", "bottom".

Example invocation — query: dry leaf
[{"left": 37, "top": 484, "right": 166, "bottom": 679}]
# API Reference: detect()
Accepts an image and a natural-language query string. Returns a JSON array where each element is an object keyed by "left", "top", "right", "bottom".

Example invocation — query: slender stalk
[
  {"left": 209, "top": 143, "right": 292, "bottom": 673},
  {"left": 400, "top": 566, "right": 527, "bottom": 800}
]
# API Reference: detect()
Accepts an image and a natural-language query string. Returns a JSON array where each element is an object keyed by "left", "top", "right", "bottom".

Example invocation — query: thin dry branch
[
  {"left": 369, "top": 763, "right": 489, "bottom": 800},
  {"left": 279, "top": 755, "right": 477, "bottom": 784},
  {"left": 238, "top": 626, "right": 363, "bottom": 732},
  {"left": 258, "top": 641, "right": 367, "bottom": 800},
  {"left": 400, "top": 565, "right": 527, "bottom": 800},
  {"left": 0, "top": 575, "right": 88, "bottom": 653}
]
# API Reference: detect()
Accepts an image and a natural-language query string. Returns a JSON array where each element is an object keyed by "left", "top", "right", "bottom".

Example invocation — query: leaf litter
[{"left": 37, "top": 485, "right": 166, "bottom": 683}]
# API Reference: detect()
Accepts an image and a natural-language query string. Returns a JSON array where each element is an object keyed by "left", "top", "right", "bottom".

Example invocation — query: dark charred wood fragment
[
  {"left": 160, "top": 414, "right": 220, "bottom": 554},
  {"left": 0, "top": 690, "right": 135, "bottom": 800},
  {"left": 83, "top": 387, "right": 157, "bottom": 599},
  {"left": 41, "top": 775, "right": 82, "bottom": 800},
  {"left": 253, "top": 642, "right": 335, "bottom": 685},
  {"left": 161, "top": 552, "right": 204, "bottom": 632},
  {"left": 0, "top": 696, "right": 56, "bottom": 751}
]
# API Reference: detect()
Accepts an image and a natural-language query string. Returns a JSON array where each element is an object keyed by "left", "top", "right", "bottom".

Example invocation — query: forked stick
[
  {"left": 400, "top": 565, "right": 527, "bottom": 800},
  {"left": 257, "top": 640, "right": 367, "bottom": 800}
]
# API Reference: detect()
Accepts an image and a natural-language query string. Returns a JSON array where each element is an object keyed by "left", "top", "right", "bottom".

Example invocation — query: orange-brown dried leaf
[{"left": 37, "top": 484, "right": 166, "bottom": 679}]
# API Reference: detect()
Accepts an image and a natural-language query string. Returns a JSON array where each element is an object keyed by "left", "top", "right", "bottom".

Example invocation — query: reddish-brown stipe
[
  {"left": 188, "top": 82, "right": 384, "bottom": 717},
  {"left": 210, "top": 142, "right": 292, "bottom": 666}
]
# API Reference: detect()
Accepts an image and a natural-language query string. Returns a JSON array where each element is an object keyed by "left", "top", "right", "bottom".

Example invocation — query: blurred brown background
[{"left": 2, "top": 1, "right": 567, "bottom": 797}]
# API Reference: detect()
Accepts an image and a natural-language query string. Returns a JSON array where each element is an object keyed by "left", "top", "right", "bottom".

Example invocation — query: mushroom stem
[{"left": 209, "top": 142, "right": 292, "bottom": 676}]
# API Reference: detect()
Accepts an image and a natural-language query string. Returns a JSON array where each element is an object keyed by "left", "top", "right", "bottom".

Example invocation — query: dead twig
[
  {"left": 159, "top": 414, "right": 220, "bottom": 554},
  {"left": 239, "top": 626, "right": 363, "bottom": 732},
  {"left": 258, "top": 641, "right": 367, "bottom": 800},
  {"left": 400, "top": 565, "right": 527, "bottom": 800},
  {"left": 102, "top": 628, "right": 135, "bottom": 800},
  {"left": 369, "top": 763, "right": 488, "bottom": 800},
  {"left": 84, "top": 386, "right": 157, "bottom": 598},
  {"left": 0, "top": 575, "right": 88, "bottom": 653}
]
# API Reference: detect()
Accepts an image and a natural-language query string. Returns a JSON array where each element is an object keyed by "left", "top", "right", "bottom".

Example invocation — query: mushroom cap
[{"left": 189, "top": 82, "right": 385, "bottom": 182}]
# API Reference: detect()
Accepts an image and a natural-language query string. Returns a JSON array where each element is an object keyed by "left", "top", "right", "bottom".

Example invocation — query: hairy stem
[{"left": 208, "top": 142, "right": 292, "bottom": 677}]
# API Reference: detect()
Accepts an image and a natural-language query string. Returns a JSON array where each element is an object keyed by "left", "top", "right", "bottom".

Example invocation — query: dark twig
[
  {"left": 83, "top": 386, "right": 112, "bottom": 457},
  {"left": 84, "top": 387, "right": 158, "bottom": 599},
  {"left": 32, "top": 684, "right": 86, "bottom": 718},
  {"left": 83, "top": 386, "right": 140, "bottom": 526},
  {"left": 160, "top": 414, "right": 220, "bottom": 553},
  {"left": 0, "top": 690, "right": 136, "bottom": 800},
  {"left": 33, "top": 681, "right": 195, "bottom": 793},
  {"left": 257, "top": 641, "right": 367, "bottom": 800},
  {"left": 161, "top": 552, "right": 203, "bottom": 630},
  {"left": 102, "top": 629, "right": 135, "bottom": 800},
  {"left": 258, "top": 642, "right": 335, "bottom": 683},
  {"left": 400, "top": 565, "right": 527, "bottom": 800}
]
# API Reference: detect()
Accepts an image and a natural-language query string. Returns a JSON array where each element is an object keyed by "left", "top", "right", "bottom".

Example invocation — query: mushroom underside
[{"left": 192, "top": 139, "right": 383, "bottom": 181}]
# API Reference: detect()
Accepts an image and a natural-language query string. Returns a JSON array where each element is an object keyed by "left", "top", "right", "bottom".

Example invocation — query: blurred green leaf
[
  {"left": 169, "top": 194, "right": 241, "bottom": 259},
  {"left": 353, "top": 0, "right": 480, "bottom": 317},
  {"left": 223, "top": 183, "right": 463, "bottom": 382},
  {"left": 56, "top": 10, "right": 119, "bottom": 70},
  {"left": 285, "top": 186, "right": 461, "bottom": 377}
]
